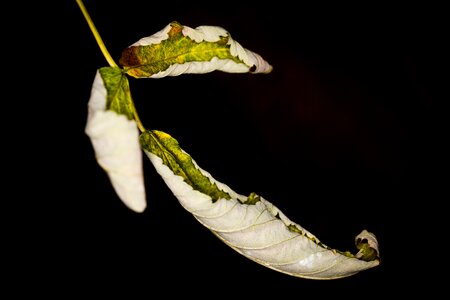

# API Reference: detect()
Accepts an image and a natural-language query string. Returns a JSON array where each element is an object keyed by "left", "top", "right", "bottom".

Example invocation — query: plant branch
[{"left": 76, "top": 0, "right": 117, "bottom": 67}]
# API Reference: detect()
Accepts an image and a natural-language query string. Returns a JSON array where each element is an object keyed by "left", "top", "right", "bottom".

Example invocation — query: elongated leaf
[
  {"left": 140, "top": 130, "right": 380, "bottom": 279},
  {"left": 119, "top": 21, "right": 272, "bottom": 78},
  {"left": 85, "top": 68, "right": 146, "bottom": 213}
]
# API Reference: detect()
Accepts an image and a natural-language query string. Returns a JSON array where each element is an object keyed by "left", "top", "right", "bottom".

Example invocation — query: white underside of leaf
[
  {"left": 182, "top": 25, "right": 228, "bottom": 42},
  {"left": 85, "top": 71, "right": 146, "bottom": 213},
  {"left": 131, "top": 24, "right": 172, "bottom": 47},
  {"left": 150, "top": 57, "right": 250, "bottom": 78},
  {"left": 144, "top": 150, "right": 379, "bottom": 279},
  {"left": 227, "top": 36, "right": 272, "bottom": 74}
]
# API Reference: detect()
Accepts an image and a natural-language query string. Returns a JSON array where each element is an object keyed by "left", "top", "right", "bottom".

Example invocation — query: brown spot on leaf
[
  {"left": 168, "top": 21, "right": 183, "bottom": 37},
  {"left": 119, "top": 47, "right": 140, "bottom": 67}
]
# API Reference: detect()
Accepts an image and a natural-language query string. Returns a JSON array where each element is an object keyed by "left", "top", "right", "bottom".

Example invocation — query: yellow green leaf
[{"left": 120, "top": 21, "right": 272, "bottom": 78}]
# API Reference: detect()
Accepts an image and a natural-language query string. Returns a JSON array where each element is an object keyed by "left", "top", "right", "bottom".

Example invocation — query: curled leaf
[
  {"left": 85, "top": 68, "right": 146, "bottom": 213},
  {"left": 140, "top": 130, "right": 380, "bottom": 279},
  {"left": 119, "top": 21, "right": 272, "bottom": 78}
]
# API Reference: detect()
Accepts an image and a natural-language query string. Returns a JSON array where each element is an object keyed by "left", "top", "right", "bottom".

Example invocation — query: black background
[{"left": 23, "top": 0, "right": 441, "bottom": 297}]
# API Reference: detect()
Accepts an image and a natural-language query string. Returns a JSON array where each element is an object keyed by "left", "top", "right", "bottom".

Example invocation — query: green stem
[
  {"left": 76, "top": 0, "right": 117, "bottom": 67},
  {"left": 130, "top": 98, "right": 146, "bottom": 132}
]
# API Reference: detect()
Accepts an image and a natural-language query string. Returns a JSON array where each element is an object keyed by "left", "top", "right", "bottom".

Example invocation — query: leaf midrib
[{"left": 126, "top": 47, "right": 235, "bottom": 71}]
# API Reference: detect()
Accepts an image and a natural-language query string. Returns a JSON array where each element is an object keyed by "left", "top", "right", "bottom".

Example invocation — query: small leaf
[
  {"left": 141, "top": 130, "right": 380, "bottom": 279},
  {"left": 119, "top": 21, "right": 272, "bottom": 78},
  {"left": 85, "top": 69, "right": 146, "bottom": 213}
]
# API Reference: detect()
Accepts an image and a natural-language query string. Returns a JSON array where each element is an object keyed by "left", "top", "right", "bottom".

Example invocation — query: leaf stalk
[{"left": 76, "top": 0, "right": 118, "bottom": 68}]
